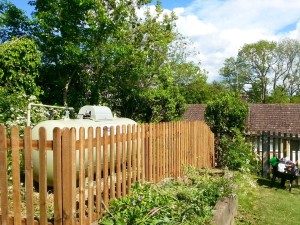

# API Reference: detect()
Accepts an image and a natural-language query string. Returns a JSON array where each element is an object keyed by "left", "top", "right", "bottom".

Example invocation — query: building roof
[
  {"left": 248, "top": 104, "right": 300, "bottom": 134},
  {"left": 183, "top": 104, "right": 206, "bottom": 121},
  {"left": 183, "top": 104, "right": 300, "bottom": 134}
]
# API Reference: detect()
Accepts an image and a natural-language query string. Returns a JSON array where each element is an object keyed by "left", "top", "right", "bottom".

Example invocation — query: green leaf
[{"left": 100, "top": 218, "right": 114, "bottom": 225}]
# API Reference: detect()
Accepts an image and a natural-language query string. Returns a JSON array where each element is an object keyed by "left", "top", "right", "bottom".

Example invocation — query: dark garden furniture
[{"left": 271, "top": 160, "right": 299, "bottom": 192}]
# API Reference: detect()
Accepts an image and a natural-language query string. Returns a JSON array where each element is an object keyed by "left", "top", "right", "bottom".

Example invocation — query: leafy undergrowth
[
  {"left": 235, "top": 172, "right": 300, "bottom": 225},
  {"left": 99, "top": 167, "right": 234, "bottom": 225},
  {"left": 1, "top": 184, "right": 55, "bottom": 221}
]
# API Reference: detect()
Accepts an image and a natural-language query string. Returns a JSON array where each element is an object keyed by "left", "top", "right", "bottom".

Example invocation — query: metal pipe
[{"left": 27, "top": 103, "right": 74, "bottom": 127}]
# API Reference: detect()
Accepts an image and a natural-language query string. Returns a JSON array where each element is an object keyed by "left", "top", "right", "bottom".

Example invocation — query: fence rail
[{"left": 0, "top": 121, "right": 214, "bottom": 225}]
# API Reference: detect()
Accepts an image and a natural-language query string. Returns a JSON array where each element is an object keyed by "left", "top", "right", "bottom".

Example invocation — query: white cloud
[
  {"left": 168, "top": 0, "right": 300, "bottom": 82},
  {"left": 287, "top": 21, "right": 300, "bottom": 39},
  {"left": 177, "top": 13, "right": 217, "bottom": 36}
]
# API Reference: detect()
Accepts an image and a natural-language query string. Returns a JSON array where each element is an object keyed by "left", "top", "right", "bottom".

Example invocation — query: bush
[
  {"left": 204, "top": 92, "right": 249, "bottom": 135},
  {"left": 219, "top": 129, "right": 256, "bottom": 171},
  {"left": 204, "top": 92, "right": 249, "bottom": 167}
]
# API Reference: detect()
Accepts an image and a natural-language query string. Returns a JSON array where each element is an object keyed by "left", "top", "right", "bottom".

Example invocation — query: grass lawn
[{"left": 235, "top": 172, "right": 300, "bottom": 225}]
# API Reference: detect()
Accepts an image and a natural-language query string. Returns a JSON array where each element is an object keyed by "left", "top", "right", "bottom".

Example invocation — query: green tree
[
  {"left": 267, "top": 86, "right": 289, "bottom": 103},
  {"left": 0, "top": 37, "right": 45, "bottom": 129},
  {"left": 204, "top": 92, "right": 248, "bottom": 135},
  {"left": 206, "top": 81, "right": 228, "bottom": 102},
  {"left": 273, "top": 38, "right": 300, "bottom": 99},
  {"left": 237, "top": 40, "right": 276, "bottom": 103},
  {"left": 0, "top": 37, "right": 42, "bottom": 96},
  {"left": 173, "top": 62, "right": 210, "bottom": 104},
  {"left": 1, "top": 1, "right": 204, "bottom": 122},
  {"left": 30, "top": 0, "right": 186, "bottom": 123},
  {"left": 0, "top": 1, "right": 33, "bottom": 43},
  {"left": 219, "top": 57, "right": 249, "bottom": 93},
  {"left": 87, "top": 1, "right": 188, "bottom": 122},
  {"left": 30, "top": 0, "right": 96, "bottom": 106},
  {"left": 220, "top": 39, "right": 300, "bottom": 104},
  {"left": 204, "top": 92, "right": 249, "bottom": 167}
]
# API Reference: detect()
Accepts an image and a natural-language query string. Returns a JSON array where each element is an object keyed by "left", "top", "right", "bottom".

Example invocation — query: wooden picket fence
[{"left": 0, "top": 121, "right": 214, "bottom": 225}]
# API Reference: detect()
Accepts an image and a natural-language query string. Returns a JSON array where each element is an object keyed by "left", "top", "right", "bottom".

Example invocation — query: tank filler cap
[{"left": 77, "top": 105, "right": 114, "bottom": 121}]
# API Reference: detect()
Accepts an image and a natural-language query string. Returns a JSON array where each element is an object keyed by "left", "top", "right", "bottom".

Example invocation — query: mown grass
[{"left": 235, "top": 172, "right": 300, "bottom": 225}]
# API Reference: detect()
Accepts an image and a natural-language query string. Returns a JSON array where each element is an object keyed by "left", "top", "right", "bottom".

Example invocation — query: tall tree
[
  {"left": 1, "top": 0, "right": 207, "bottom": 122},
  {"left": 219, "top": 57, "right": 249, "bottom": 93},
  {"left": 220, "top": 40, "right": 277, "bottom": 103},
  {"left": 30, "top": 0, "right": 96, "bottom": 106},
  {"left": 273, "top": 38, "right": 300, "bottom": 97},
  {"left": 237, "top": 40, "right": 276, "bottom": 103},
  {"left": 172, "top": 61, "right": 210, "bottom": 104},
  {"left": 0, "top": 1, "right": 33, "bottom": 43},
  {"left": 93, "top": 2, "right": 187, "bottom": 121},
  {"left": 220, "top": 39, "right": 300, "bottom": 104},
  {"left": 30, "top": 0, "right": 157, "bottom": 111}
]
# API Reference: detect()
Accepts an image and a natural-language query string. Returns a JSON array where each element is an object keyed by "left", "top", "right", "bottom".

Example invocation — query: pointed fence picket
[{"left": 0, "top": 121, "right": 214, "bottom": 225}]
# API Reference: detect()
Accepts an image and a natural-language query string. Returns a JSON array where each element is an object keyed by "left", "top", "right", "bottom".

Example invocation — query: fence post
[
  {"left": 278, "top": 132, "right": 282, "bottom": 158},
  {"left": 61, "top": 127, "right": 76, "bottom": 225},
  {"left": 38, "top": 127, "right": 48, "bottom": 225},
  {"left": 296, "top": 134, "right": 299, "bottom": 162},
  {"left": 11, "top": 126, "right": 21, "bottom": 225},
  {"left": 24, "top": 127, "right": 34, "bottom": 225},
  {"left": 0, "top": 125, "right": 8, "bottom": 225},
  {"left": 262, "top": 131, "right": 270, "bottom": 178},
  {"left": 53, "top": 128, "right": 63, "bottom": 225}
]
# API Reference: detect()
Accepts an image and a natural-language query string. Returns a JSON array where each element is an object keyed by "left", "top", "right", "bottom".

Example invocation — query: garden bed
[
  {"left": 99, "top": 167, "right": 235, "bottom": 224},
  {"left": 1, "top": 168, "right": 236, "bottom": 224}
]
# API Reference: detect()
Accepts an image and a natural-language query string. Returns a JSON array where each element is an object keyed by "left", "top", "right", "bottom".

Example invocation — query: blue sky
[
  {"left": 9, "top": 1, "right": 33, "bottom": 17},
  {"left": 8, "top": 0, "right": 300, "bottom": 82},
  {"left": 159, "top": 0, "right": 192, "bottom": 10}
]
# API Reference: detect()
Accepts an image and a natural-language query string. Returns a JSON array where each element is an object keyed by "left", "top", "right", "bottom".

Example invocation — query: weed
[{"left": 99, "top": 167, "right": 233, "bottom": 225}]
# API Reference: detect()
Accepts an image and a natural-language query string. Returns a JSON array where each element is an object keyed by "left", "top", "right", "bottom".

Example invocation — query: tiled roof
[
  {"left": 248, "top": 104, "right": 300, "bottom": 134},
  {"left": 183, "top": 104, "right": 300, "bottom": 134},
  {"left": 183, "top": 104, "right": 206, "bottom": 121}
]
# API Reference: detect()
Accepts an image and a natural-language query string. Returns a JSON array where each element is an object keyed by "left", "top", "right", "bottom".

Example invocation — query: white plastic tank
[{"left": 31, "top": 105, "right": 136, "bottom": 186}]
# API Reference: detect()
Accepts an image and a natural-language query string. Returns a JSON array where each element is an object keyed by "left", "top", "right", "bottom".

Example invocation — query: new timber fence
[{"left": 0, "top": 120, "right": 214, "bottom": 225}]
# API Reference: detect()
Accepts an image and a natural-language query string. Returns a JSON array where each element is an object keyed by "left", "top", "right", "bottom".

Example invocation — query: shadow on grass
[
  {"left": 255, "top": 176, "right": 300, "bottom": 193},
  {"left": 256, "top": 177, "right": 282, "bottom": 189}
]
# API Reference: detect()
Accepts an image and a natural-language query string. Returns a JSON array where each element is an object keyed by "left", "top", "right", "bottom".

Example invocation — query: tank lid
[{"left": 77, "top": 105, "right": 113, "bottom": 120}]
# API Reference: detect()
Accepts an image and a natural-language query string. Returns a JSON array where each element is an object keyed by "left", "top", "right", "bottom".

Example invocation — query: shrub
[
  {"left": 204, "top": 92, "right": 249, "bottom": 135},
  {"left": 219, "top": 129, "right": 256, "bottom": 171},
  {"left": 204, "top": 91, "right": 249, "bottom": 167}
]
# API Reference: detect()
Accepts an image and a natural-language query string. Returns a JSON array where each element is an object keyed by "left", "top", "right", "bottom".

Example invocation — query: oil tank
[{"left": 31, "top": 105, "right": 136, "bottom": 186}]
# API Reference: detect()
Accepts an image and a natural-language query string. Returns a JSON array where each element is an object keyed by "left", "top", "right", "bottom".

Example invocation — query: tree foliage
[
  {"left": 204, "top": 92, "right": 249, "bottom": 135},
  {"left": 173, "top": 62, "right": 211, "bottom": 104},
  {"left": 0, "top": 37, "right": 42, "bottom": 96},
  {"left": 0, "top": 1, "right": 33, "bottom": 43},
  {"left": 219, "top": 129, "right": 255, "bottom": 171},
  {"left": 0, "top": 0, "right": 212, "bottom": 123},
  {"left": 220, "top": 38, "right": 300, "bottom": 104},
  {"left": 204, "top": 92, "right": 250, "bottom": 168},
  {"left": 0, "top": 37, "right": 49, "bottom": 129}
]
